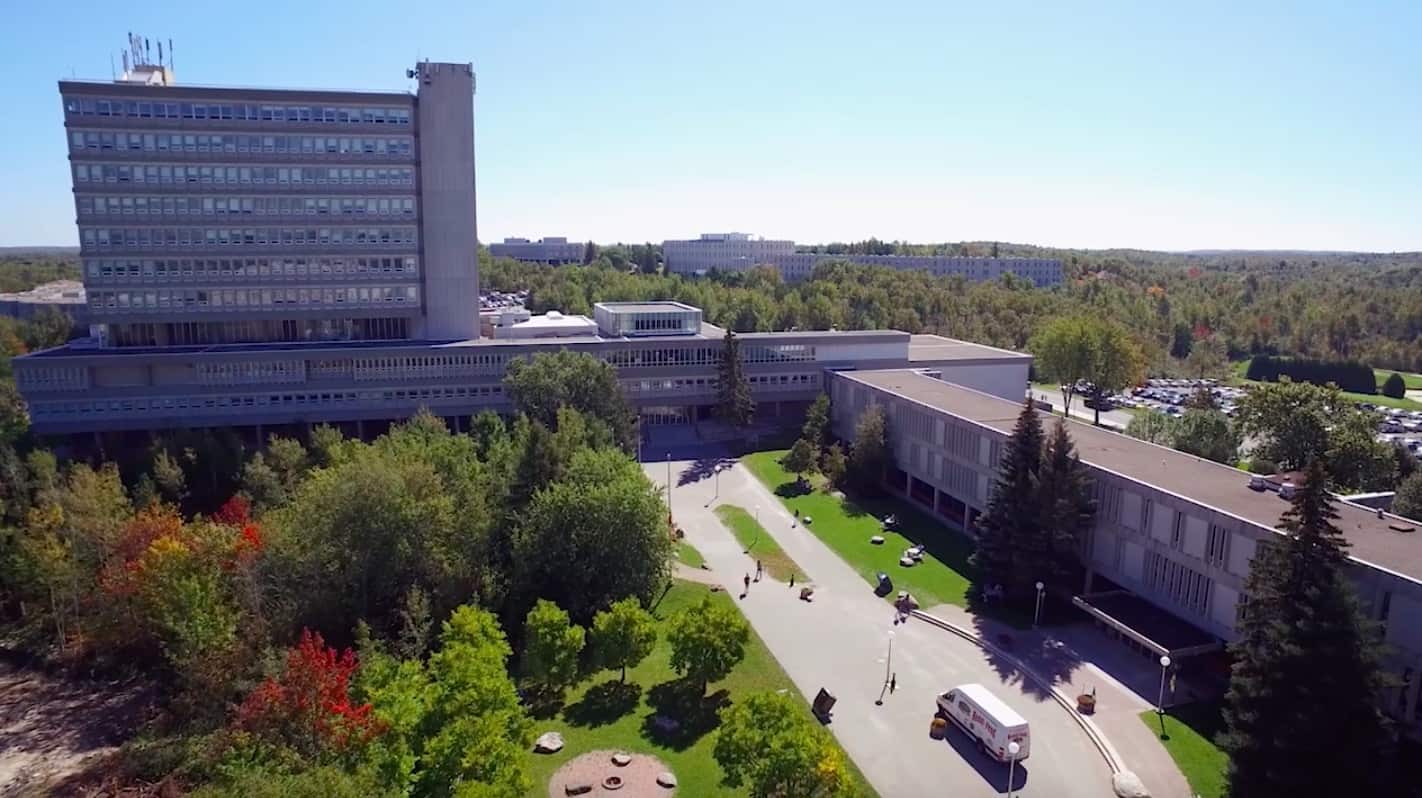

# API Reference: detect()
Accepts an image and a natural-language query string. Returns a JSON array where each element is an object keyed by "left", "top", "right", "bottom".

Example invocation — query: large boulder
[
  {"left": 533, "top": 731, "right": 565, "bottom": 753},
  {"left": 1112, "top": 770, "right": 1150, "bottom": 798}
]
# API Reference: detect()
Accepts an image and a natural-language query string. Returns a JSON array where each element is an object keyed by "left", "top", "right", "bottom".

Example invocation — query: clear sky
[{"left": 3, "top": 0, "right": 1419, "bottom": 251}]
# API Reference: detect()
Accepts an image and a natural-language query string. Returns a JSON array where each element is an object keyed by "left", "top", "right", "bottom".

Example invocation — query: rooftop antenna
[
  {"left": 121, "top": 51, "right": 129, "bottom": 74},
  {"left": 169, "top": 39, "right": 174, "bottom": 71},
  {"left": 110, "top": 53, "right": 116, "bottom": 80},
  {"left": 157, "top": 40, "right": 163, "bottom": 66}
]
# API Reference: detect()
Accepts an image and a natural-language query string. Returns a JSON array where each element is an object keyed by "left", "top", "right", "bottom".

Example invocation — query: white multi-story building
[
  {"left": 830, "top": 367, "right": 1422, "bottom": 738},
  {"left": 488, "top": 237, "right": 584, "bottom": 264},
  {"left": 663, "top": 233, "right": 1063, "bottom": 287}
]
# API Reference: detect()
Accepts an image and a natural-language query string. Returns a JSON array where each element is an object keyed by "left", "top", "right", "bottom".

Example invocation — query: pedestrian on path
[
  {"left": 755, "top": 560, "right": 763, "bottom": 581},
  {"left": 743, "top": 573, "right": 751, "bottom": 595},
  {"left": 890, "top": 673, "right": 897, "bottom": 694}
]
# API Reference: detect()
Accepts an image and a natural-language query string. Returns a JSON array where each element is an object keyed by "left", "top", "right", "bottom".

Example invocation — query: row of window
[
  {"left": 71, "top": 131, "right": 413, "bottom": 157},
  {"left": 89, "top": 285, "right": 419, "bottom": 312},
  {"left": 1143, "top": 550, "right": 1212, "bottom": 617},
  {"left": 87, "top": 256, "right": 418, "bottom": 282},
  {"left": 64, "top": 97, "right": 412, "bottom": 125},
  {"left": 75, "top": 163, "right": 416, "bottom": 187},
  {"left": 16, "top": 367, "right": 88, "bottom": 391},
  {"left": 79, "top": 195, "right": 416, "bottom": 218},
  {"left": 197, "top": 360, "right": 305, "bottom": 385},
  {"left": 82, "top": 226, "right": 418, "bottom": 250},
  {"left": 31, "top": 383, "right": 504, "bottom": 421},
  {"left": 106, "top": 318, "right": 410, "bottom": 347}
]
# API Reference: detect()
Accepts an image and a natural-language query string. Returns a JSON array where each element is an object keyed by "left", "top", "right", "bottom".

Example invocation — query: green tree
[
  {"left": 513, "top": 455, "right": 671, "bottom": 622},
  {"left": 0, "top": 381, "right": 28, "bottom": 445},
  {"left": 847, "top": 404, "right": 891, "bottom": 494},
  {"left": 782, "top": 438, "right": 817, "bottom": 480},
  {"left": 1381, "top": 372, "right": 1406, "bottom": 399},
  {"left": 521, "top": 599, "right": 585, "bottom": 696},
  {"left": 802, "top": 393, "right": 832, "bottom": 452},
  {"left": 715, "top": 329, "right": 755, "bottom": 428},
  {"left": 667, "top": 596, "right": 749, "bottom": 695},
  {"left": 971, "top": 399, "right": 1044, "bottom": 602},
  {"left": 1221, "top": 459, "right": 1393, "bottom": 796},
  {"left": 1184, "top": 334, "right": 1228, "bottom": 379},
  {"left": 1393, "top": 472, "right": 1422, "bottom": 521},
  {"left": 1173, "top": 407, "right": 1241, "bottom": 465},
  {"left": 420, "top": 604, "right": 534, "bottom": 796},
  {"left": 1031, "top": 316, "right": 1096, "bottom": 418},
  {"left": 1324, "top": 411, "right": 1397, "bottom": 492},
  {"left": 151, "top": 448, "right": 189, "bottom": 506},
  {"left": 821, "top": 443, "right": 848, "bottom": 489},
  {"left": 504, "top": 350, "right": 637, "bottom": 452},
  {"left": 1030, "top": 420, "right": 1095, "bottom": 595},
  {"left": 23, "top": 306, "right": 74, "bottom": 350},
  {"left": 1125, "top": 411, "right": 1178, "bottom": 446},
  {"left": 714, "top": 691, "right": 856, "bottom": 798},
  {"left": 590, "top": 597, "right": 657, "bottom": 682},
  {"left": 1236, "top": 379, "right": 1336, "bottom": 471},
  {"left": 1083, "top": 319, "right": 1146, "bottom": 426}
]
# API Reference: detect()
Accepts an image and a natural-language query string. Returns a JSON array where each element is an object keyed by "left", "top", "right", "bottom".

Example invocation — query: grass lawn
[
  {"left": 714, "top": 504, "right": 803, "bottom": 583},
  {"left": 522, "top": 580, "right": 876, "bottom": 798},
  {"left": 674, "top": 540, "right": 706, "bottom": 569},
  {"left": 741, "top": 450, "right": 980, "bottom": 614},
  {"left": 1138, "top": 702, "right": 1226, "bottom": 798}
]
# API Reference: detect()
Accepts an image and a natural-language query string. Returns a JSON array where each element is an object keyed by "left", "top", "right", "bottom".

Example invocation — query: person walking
[
  {"left": 755, "top": 559, "right": 764, "bottom": 582},
  {"left": 743, "top": 573, "right": 751, "bottom": 594}
]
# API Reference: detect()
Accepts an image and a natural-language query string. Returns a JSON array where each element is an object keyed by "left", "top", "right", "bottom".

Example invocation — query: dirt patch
[
  {"left": 549, "top": 750, "right": 676, "bottom": 798},
  {"left": 0, "top": 658, "right": 156, "bottom": 796}
]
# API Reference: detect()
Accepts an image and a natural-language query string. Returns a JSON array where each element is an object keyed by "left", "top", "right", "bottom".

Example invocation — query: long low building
[
  {"left": 829, "top": 367, "right": 1422, "bottom": 738},
  {"left": 488, "top": 237, "right": 584, "bottom": 264},
  {"left": 662, "top": 233, "right": 1063, "bottom": 286},
  {"left": 15, "top": 304, "right": 1030, "bottom": 437}
]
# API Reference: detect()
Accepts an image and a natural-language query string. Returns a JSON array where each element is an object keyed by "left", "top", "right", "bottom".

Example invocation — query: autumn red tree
[{"left": 236, "top": 629, "right": 383, "bottom": 757}]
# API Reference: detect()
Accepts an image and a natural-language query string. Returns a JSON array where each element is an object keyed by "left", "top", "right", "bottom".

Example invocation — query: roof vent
[{"left": 1388, "top": 523, "right": 1416, "bottom": 534}]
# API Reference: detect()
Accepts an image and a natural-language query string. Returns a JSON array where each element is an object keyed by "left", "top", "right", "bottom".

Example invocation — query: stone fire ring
[{"left": 549, "top": 750, "right": 676, "bottom": 798}]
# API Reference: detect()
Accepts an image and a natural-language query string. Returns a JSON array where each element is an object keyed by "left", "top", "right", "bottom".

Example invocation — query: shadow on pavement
[
  {"left": 967, "top": 609, "right": 1087, "bottom": 703},
  {"left": 676, "top": 455, "right": 738, "bottom": 487},
  {"left": 939, "top": 722, "right": 1030, "bottom": 794}
]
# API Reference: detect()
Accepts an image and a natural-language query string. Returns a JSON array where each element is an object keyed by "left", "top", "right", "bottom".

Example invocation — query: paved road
[
  {"left": 1030, "top": 390, "right": 1134, "bottom": 431},
  {"left": 653, "top": 456, "right": 1118, "bottom": 798}
]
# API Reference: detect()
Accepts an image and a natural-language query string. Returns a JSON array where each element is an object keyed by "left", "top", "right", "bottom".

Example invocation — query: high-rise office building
[{"left": 63, "top": 55, "right": 478, "bottom": 347}]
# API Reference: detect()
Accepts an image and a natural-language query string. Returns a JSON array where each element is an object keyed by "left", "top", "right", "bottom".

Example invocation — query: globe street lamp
[
  {"left": 1033, "top": 581, "right": 1045, "bottom": 627},
  {"left": 1156, "top": 654, "right": 1172, "bottom": 714},
  {"left": 1007, "top": 740, "right": 1021, "bottom": 797}
]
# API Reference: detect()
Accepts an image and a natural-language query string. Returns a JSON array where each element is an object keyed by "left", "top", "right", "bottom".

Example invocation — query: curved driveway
[{"left": 650, "top": 455, "right": 1117, "bottom": 798}]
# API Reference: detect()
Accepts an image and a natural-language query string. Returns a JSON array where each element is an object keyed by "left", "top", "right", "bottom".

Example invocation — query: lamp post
[
  {"left": 666, "top": 451, "right": 672, "bottom": 521},
  {"left": 1033, "top": 581, "right": 1045, "bottom": 627},
  {"left": 746, "top": 504, "right": 761, "bottom": 552},
  {"left": 876, "top": 630, "right": 896, "bottom": 705},
  {"left": 1006, "top": 741, "right": 1021, "bottom": 797},
  {"left": 713, "top": 464, "right": 722, "bottom": 502},
  {"left": 1156, "top": 654, "right": 1172, "bottom": 714}
]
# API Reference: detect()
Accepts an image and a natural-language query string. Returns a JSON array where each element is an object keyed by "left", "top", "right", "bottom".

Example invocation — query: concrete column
[
  {"left": 962, "top": 503, "right": 971, "bottom": 531},
  {"left": 255, "top": 424, "right": 264, "bottom": 448},
  {"left": 933, "top": 488, "right": 941, "bottom": 515},
  {"left": 1082, "top": 568, "right": 1095, "bottom": 595},
  {"left": 356, "top": 419, "right": 366, "bottom": 439}
]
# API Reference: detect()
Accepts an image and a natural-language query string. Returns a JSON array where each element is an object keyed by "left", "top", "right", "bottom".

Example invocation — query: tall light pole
[
  {"left": 1006, "top": 741, "right": 1021, "bottom": 797},
  {"left": 876, "top": 630, "right": 896, "bottom": 705},
  {"left": 1156, "top": 654, "right": 1172, "bottom": 714},
  {"left": 666, "top": 452, "right": 673, "bottom": 523},
  {"left": 746, "top": 504, "right": 761, "bottom": 553},
  {"left": 713, "top": 464, "right": 722, "bottom": 502},
  {"left": 1033, "top": 581, "right": 1045, "bottom": 627}
]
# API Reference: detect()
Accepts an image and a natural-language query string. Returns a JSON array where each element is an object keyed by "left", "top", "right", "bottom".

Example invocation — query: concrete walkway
[{"left": 653, "top": 457, "right": 1124, "bottom": 798}]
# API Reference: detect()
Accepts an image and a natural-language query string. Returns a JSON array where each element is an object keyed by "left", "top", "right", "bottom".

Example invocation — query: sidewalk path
[{"left": 653, "top": 457, "right": 1120, "bottom": 798}]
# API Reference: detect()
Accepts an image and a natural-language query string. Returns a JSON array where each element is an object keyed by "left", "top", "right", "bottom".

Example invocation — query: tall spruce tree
[
  {"left": 1031, "top": 419, "right": 1096, "bottom": 595},
  {"left": 1221, "top": 458, "right": 1392, "bottom": 796},
  {"left": 971, "top": 398, "right": 1045, "bottom": 601},
  {"left": 715, "top": 329, "right": 755, "bottom": 428}
]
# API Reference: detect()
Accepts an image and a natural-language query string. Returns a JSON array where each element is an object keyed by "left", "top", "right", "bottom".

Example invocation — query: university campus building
[
  {"left": 829, "top": 368, "right": 1422, "bottom": 738},
  {"left": 662, "top": 232, "right": 1063, "bottom": 286}
]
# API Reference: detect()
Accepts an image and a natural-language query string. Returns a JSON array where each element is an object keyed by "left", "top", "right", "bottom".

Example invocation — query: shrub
[{"left": 1382, "top": 373, "right": 1407, "bottom": 399}]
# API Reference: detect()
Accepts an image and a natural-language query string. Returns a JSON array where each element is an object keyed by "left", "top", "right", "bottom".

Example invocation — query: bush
[
  {"left": 1382, "top": 373, "right": 1407, "bottom": 399},
  {"left": 1248, "top": 458, "right": 1279, "bottom": 475},
  {"left": 1245, "top": 355, "right": 1376, "bottom": 394}
]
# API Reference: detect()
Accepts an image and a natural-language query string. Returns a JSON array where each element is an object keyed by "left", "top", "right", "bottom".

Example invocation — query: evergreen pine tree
[
  {"left": 971, "top": 398, "right": 1044, "bottom": 602},
  {"left": 715, "top": 329, "right": 755, "bottom": 428},
  {"left": 1221, "top": 458, "right": 1393, "bottom": 797},
  {"left": 1031, "top": 420, "right": 1096, "bottom": 595}
]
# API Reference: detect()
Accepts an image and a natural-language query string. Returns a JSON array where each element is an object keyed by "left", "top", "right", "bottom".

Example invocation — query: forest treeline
[{"left": 484, "top": 247, "right": 1422, "bottom": 373}]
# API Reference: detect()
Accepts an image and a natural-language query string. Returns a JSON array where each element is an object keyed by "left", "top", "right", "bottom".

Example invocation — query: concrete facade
[
  {"left": 829, "top": 368, "right": 1422, "bottom": 738},
  {"left": 662, "top": 233, "right": 1063, "bottom": 287},
  {"left": 488, "top": 237, "right": 583, "bottom": 264}
]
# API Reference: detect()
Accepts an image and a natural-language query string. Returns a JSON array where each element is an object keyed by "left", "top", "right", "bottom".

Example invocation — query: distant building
[
  {"left": 0, "top": 280, "right": 88, "bottom": 325},
  {"left": 489, "top": 237, "right": 584, "bottom": 264},
  {"left": 662, "top": 233, "right": 1063, "bottom": 287}
]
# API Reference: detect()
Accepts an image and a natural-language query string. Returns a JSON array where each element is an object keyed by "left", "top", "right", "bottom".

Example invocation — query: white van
[{"left": 936, "top": 683, "right": 1031, "bottom": 763}]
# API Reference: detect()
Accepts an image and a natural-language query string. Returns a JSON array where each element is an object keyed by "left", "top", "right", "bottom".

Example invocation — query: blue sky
[{"left": 3, "top": 0, "right": 1419, "bottom": 251}]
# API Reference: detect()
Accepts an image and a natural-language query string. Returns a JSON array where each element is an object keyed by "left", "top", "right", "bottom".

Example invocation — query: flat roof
[
  {"left": 952, "top": 684, "right": 1028, "bottom": 727},
  {"left": 909, "top": 334, "right": 1033, "bottom": 364},
  {"left": 840, "top": 369, "right": 1422, "bottom": 585},
  {"left": 594, "top": 301, "right": 701, "bottom": 314}
]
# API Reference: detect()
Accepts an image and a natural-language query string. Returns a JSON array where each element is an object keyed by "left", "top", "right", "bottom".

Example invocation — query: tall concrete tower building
[{"left": 59, "top": 50, "right": 478, "bottom": 348}]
